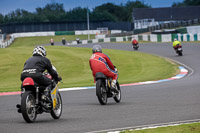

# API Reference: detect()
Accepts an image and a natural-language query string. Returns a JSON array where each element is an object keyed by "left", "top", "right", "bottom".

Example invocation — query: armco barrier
[
  {"left": 0, "top": 35, "right": 14, "bottom": 48},
  {"left": 12, "top": 32, "right": 55, "bottom": 38},
  {"left": 162, "top": 34, "right": 171, "bottom": 42},
  {"left": 198, "top": 34, "right": 200, "bottom": 41},
  {"left": 143, "top": 34, "right": 148, "bottom": 41},
  {"left": 104, "top": 38, "right": 110, "bottom": 42},
  {"left": 0, "top": 32, "right": 54, "bottom": 48},
  {"left": 157, "top": 34, "right": 162, "bottom": 42},
  {"left": 1, "top": 32, "right": 199, "bottom": 48},
  {"left": 68, "top": 33, "right": 200, "bottom": 45},
  {"left": 150, "top": 34, "right": 157, "bottom": 42}
]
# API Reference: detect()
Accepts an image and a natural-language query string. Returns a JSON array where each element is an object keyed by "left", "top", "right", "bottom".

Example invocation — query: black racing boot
[
  {"left": 16, "top": 104, "right": 21, "bottom": 113},
  {"left": 111, "top": 80, "right": 118, "bottom": 93},
  {"left": 44, "top": 86, "right": 52, "bottom": 103}
]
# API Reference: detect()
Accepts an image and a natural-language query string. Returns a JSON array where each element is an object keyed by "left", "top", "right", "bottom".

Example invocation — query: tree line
[
  {"left": 0, "top": 0, "right": 200, "bottom": 25},
  {"left": 0, "top": 1, "right": 150, "bottom": 24}
]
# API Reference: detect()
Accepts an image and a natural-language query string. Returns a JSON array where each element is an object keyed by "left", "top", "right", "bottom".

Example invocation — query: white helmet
[
  {"left": 92, "top": 45, "right": 102, "bottom": 53},
  {"left": 32, "top": 46, "right": 46, "bottom": 57},
  {"left": 174, "top": 38, "right": 177, "bottom": 41}
]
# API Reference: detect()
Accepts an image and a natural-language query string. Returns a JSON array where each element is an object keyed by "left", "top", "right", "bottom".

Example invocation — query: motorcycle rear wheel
[
  {"left": 51, "top": 92, "right": 62, "bottom": 119},
  {"left": 113, "top": 82, "right": 121, "bottom": 103},
  {"left": 133, "top": 45, "right": 138, "bottom": 50},
  {"left": 96, "top": 79, "right": 107, "bottom": 105},
  {"left": 178, "top": 51, "right": 183, "bottom": 56},
  {"left": 134, "top": 47, "right": 138, "bottom": 50},
  {"left": 21, "top": 91, "right": 37, "bottom": 123}
]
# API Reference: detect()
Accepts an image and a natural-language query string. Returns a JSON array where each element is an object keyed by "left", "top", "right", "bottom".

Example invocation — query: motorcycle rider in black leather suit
[{"left": 20, "top": 46, "right": 62, "bottom": 101}]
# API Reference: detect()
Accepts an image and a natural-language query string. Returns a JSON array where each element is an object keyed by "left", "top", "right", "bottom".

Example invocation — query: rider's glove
[
  {"left": 57, "top": 76, "right": 62, "bottom": 81},
  {"left": 114, "top": 66, "right": 118, "bottom": 72}
]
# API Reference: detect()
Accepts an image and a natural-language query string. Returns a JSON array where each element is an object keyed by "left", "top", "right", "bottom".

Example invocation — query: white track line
[
  {"left": 86, "top": 119, "right": 200, "bottom": 133},
  {"left": 59, "top": 65, "right": 188, "bottom": 91},
  {"left": 166, "top": 57, "right": 194, "bottom": 77}
]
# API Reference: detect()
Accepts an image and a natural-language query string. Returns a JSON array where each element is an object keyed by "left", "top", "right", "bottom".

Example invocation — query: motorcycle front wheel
[
  {"left": 96, "top": 79, "right": 107, "bottom": 105},
  {"left": 51, "top": 91, "right": 62, "bottom": 119},
  {"left": 113, "top": 82, "right": 121, "bottom": 103},
  {"left": 21, "top": 91, "right": 37, "bottom": 123}
]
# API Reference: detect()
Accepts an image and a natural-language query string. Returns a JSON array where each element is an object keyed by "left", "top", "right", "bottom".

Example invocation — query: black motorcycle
[
  {"left": 95, "top": 72, "right": 121, "bottom": 105},
  {"left": 175, "top": 44, "right": 183, "bottom": 56},
  {"left": 16, "top": 72, "right": 62, "bottom": 123},
  {"left": 132, "top": 44, "right": 139, "bottom": 50}
]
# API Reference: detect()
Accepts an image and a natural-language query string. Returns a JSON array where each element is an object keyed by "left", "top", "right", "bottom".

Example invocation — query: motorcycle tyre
[
  {"left": 51, "top": 92, "right": 62, "bottom": 119},
  {"left": 133, "top": 46, "right": 138, "bottom": 50},
  {"left": 96, "top": 79, "right": 107, "bottom": 105},
  {"left": 178, "top": 51, "right": 183, "bottom": 56},
  {"left": 21, "top": 91, "right": 37, "bottom": 123},
  {"left": 113, "top": 82, "right": 121, "bottom": 103}
]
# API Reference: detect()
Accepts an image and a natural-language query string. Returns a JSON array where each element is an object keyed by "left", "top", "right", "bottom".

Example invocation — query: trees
[
  {"left": 93, "top": 1, "right": 150, "bottom": 22},
  {"left": 65, "top": 7, "right": 88, "bottom": 21},
  {"left": 2, "top": 9, "right": 35, "bottom": 23},
  {"left": 35, "top": 3, "right": 66, "bottom": 22},
  {"left": 124, "top": 1, "right": 151, "bottom": 21},
  {"left": 0, "top": 1, "right": 151, "bottom": 24},
  {"left": 94, "top": 3, "right": 128, "bottom": 21},
  {"left": 0, "top": 14, "right": 3, "bottom": 24}
]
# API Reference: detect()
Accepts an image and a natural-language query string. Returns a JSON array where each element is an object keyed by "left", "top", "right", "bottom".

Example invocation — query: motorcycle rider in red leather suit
[{"left": 89, "top": 45, "right": 118, "bottom": 91}]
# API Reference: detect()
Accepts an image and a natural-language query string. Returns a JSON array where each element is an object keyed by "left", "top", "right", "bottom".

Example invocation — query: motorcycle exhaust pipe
[
  {"left": 40, "top": 102, "right": 51, "bottom": 112},
  {"left": 36, "top": 87, "right": 39, "bottom": 104}
]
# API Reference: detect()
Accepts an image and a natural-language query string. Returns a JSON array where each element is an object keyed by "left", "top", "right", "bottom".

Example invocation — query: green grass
[
  {"left": 0, "top": 35, "right": 179, "bottom": 92},
  {"left": 120, "top": 122, "right": 200, "bottom": 133},
  {"left": 10, "top": 34, "right": 95, "bottom": 47}
]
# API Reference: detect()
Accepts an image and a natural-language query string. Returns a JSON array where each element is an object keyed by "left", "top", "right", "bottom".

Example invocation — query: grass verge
[
  {"left": 0, "top": 36, "right": 179, "bottom": 92},
  {"left": 120, "top": 122, "right": 200, "bottom": 133},
  {"left": 10, "top": 34, "right": 95, "bottom": 47}
]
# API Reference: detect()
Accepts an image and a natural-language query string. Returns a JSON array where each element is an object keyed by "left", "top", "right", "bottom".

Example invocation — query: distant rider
[
  {"left": 131, "top": 38, "right": 138, "bottom": 46},
  {"left": 20, "top": 46, "right": 62, "bottom": 100},
  {"left": 89, "top": 45, "right": 118, "bottom": 92},
  {"left": 50, "top": 38, "right": 54, "bottom": 46},
  {"left": 62, "top": 38, "right": 66, "bottom": 45},
  {"left": 76, "top": 37, "right": 80, "bottom": 44},
  {"left": 172, "top": 38, "right": 181, "bottom": 51}
]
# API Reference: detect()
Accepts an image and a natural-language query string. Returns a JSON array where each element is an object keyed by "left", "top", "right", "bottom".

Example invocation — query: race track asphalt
[{"left": 0, "top": 42, "right": 199, "bottom": 133}]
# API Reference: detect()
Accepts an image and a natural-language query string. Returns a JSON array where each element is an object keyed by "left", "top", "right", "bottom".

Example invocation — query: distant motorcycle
[
  {"left": 132, "top": 44, "right": 139, "bottom": 50},
  {"left": 16, "top": 72, "right": 62, "bottom": 123},
  {"left": 95, "top": 68, "right": 121, "bottom": 105},
  {"left": 175, "top": 44, "right": 183, "bottom": 56},
  {"left": 132, "top": 39, "right": 139, "bottom": 50}
]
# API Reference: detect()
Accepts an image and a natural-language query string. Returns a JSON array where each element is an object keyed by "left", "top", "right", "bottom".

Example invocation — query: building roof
[{"left": 133, "top": 6, "right": 200, "bottom": 21}]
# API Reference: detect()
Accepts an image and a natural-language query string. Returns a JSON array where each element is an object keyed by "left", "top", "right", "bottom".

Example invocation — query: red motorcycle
[
  {"left": 95, "top": 67, "right": 121, "bottom": 105},
  {"left": 132, "top": 39, "right": 139, "bottom": 50}
]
